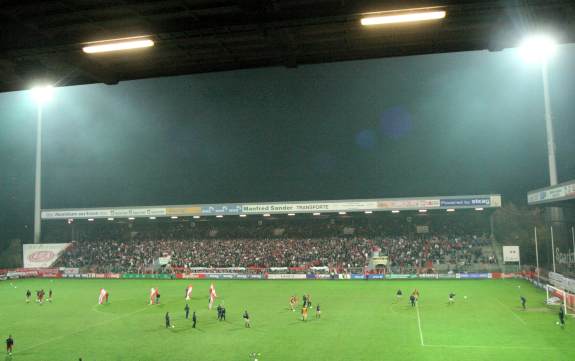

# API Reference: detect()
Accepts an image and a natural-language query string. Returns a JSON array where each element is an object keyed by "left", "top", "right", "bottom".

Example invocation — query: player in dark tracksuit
[
  {"left": 185, "top": 303, "right": 190, "bottom": 319},
  {"left": 559, "top": 305, "right": 565, "bottom": 328},
  {"left": 6, "top": 335, "right": 14, "bottom": 355},
  {"left": 165, "top": 312, "right": 171, "bottom": 328},
  {"left": 410, "top": 294, "right": 416, "bottom": 307},
  {"left": 192, "top": 311, "right": 197, "bottom": 328},
  {"left": 520, "top": 296, "right": 526, "bottom": 310}
]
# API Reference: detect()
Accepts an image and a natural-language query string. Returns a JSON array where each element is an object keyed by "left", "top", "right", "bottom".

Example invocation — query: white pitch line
[
  {"left": 496, "top": 299, "right": 527, "bottom": 325},
  {"left": 15, "top": 306, "right": 149, "bottom": 354},
  {"left": 424, "top": 344, "right": 559, "bottom": 351},
  {"left": 415, "top": 301, "right": 424, "bottom": 346}
]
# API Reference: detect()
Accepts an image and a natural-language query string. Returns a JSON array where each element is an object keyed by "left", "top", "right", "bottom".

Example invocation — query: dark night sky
[{"left": 1, "top": 45, "right": 575, "bottom": 241}]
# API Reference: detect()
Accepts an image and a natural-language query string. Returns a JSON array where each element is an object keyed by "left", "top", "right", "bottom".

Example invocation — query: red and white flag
[
  {"left": 150, "top": 288, "right": 158, "bottom": 305},
  {"left": 98, "top": 288, "right": 108, "bottom": 304},
  {"left": 208, "top": 283, "right": 217, "bottom": 309},
  {"left": 185, "top": 285, "right": 193, "bottom": 300}
]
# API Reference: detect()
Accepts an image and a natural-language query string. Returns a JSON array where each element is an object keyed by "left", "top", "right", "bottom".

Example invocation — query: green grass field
[{"left": 0, "top": 278, "right": 573, "bottom": 361}]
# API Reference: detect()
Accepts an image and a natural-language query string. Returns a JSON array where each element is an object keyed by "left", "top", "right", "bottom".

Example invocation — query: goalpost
[{"left": 545, "top": 284, "right": 575, "bottom": 316}]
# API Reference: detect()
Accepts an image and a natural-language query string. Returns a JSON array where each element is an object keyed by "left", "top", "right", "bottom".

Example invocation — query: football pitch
[{"left": 0, "top": 278, "right": 573, "bottom": 361}]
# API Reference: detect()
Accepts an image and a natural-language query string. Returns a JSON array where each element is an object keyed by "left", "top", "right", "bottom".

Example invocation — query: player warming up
[
  {"left": 243, "top": 310, "right": 251, "bottom": 328},
  {"left": 26, "top": 290, "right": 31, "bottom": 303},
  {"left": 6, "top": 335, "right": 14, "bottom": 356},
  {"left": 301, "top": 305, "right": 308, "bottom": 321},
  {"left": 558, "top": 305, "right": 565, "bottom": 328},
  {"left": 192, "top": 311, "right": 197, "bottom": 328},
  {"left": 316, "top": 304, "right": 321, "bottom": 319},
  {"left": 520, "top": 296, "right": 526, "bottom": 310},
  {"left": 410, "top": 294, "right": 416, "bottom": 307},
  {"left": 396, "top": 289, "right": 403, "bottom": 302},
  {"left": 185, "top": 303, "right": 190, "bottom": 319},
  {"left": 448, "top": 292, "right": 456, "bottom": 305},
  {"left": 48, "top": 289, "right": 53, "bottom": 303},
  {"left": 165, "top": 312, "right": 173, "bottom": 328}
]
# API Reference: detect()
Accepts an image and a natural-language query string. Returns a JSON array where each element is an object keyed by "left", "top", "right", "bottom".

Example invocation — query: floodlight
[
  {"left": 239, "top": 214, "right": 247, "bottom": 217},
  {"left": 518, "top": 35, "right": 557, "bottom": 63},
  {"left": 170, "top": 216, "right": 178, "bottom": 219},
  {"left": 107, "top": 217, "right": 115, "bottom": 221},
  {"left": 339, "top": 211, "right": 347, "bottom": 215},
  {"left": 287, "top": 213, "right": 296, "bottom": 216},
  {"left": 313, "top": 213, "right": 321, "bottom": 216},
  {"left": 193, "top": 216, "right": 200, "bottom": 219},
  {"left": 263, "top": 213, "right": 271, "bottom": 217},
  {"left": 128, "top": 217, "right": 135, "bottom": 220},
  {"left": 149, "top": 217, "right": 156, "bottom": 220},
  {"left": 391, "top": 210, "right": 400, "bottom": 213},
  {"left": 31, "top": 85, "right": 54, "bottom": 104},
  {"left": 216, "top": 215, "right": 224, "bottom": 218},
  {"left": 446, "top": 209, "right": 455, "bottom": 212},
  {"left": 418, "top": 209, "right": 427, "bottom": 213},
  {"left": 83, "top": 37, "right": 154, "bottom": 54},
  {"left": 474, "top": 207, "right": 484, "bottom": 211},
  {"left": 364, "top": 211, "right": 373, "bottom": 214},
  {"left": 88, "top": 218, "right": 94, "bottom": 222},
  {"left": 361, "top": 10, "right": 445, "bottom": 26}
]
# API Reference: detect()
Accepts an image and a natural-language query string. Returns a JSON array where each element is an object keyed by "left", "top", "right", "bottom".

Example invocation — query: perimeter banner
[{"left": 23, "top": 243, "right": 70, "bottom": 268}]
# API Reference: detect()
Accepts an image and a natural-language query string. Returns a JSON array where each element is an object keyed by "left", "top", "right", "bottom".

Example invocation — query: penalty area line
[{"left": 416, "top": 302, "right": 424, "bottom": 346}]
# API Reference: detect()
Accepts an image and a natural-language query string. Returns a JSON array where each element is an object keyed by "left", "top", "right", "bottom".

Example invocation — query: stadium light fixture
[
  {"left": 149, "top": 217, "right": 156, "bottom": 220},
  {"left": 418, "top": 209, "right": 427, "bottom": 213},
  {"left": 107, "top": 217, "right": 115, "bottom": 221},
  {"left": 518, "top": 34, "right": 557, "bottom": 64},
  {"left": 88, "top": 218, "right": 94, "bottom": 222},
  {"left": 170, "top": 216, "right": 178, "bottom": 219},
  {"left": 391, "top": 210, "right": 400, "bottom": 213},
  {"left": 287, "top": 213, "right": 296, "bottom": 216},
  {"left": 216, "top": 215, "right": 224, "bottom": 218},
  {"left": 193, "top": 216, "right": 200, "bottom": 219},
  {"left": 82, "top": 36, "right": 154, "bottom": 54},
  {"left": 239, "top": 214, "right": 247, "bottom": 217},
  {"left": 31, "top": 85, "right": 55, "bottom": 105},
  {"left": 313, "top": 212, "right": 321, "bottom": 216},
  {"left": 364, "top": 211, "right": 373, "bottom": 214},
  {"left": 263, "top": 213, "right": 271, "bottom": 217},
  {"left": 361, "top": 9, "right": 445, "bottom": 26},
  {"left": 446, "top": 209, "right": 455, "bottom": 212},
  {"left": 338, "top": 211, "right": 347, "bottom": 215},
  {"left": 128, "top": 217, "right": 135, "bottom": 220},
  {"left": 474, "top": 207, "right": 484, "bottom": 211}
]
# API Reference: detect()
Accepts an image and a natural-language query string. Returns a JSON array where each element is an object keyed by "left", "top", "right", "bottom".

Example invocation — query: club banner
[
  {"left": 503, "top": 246, "right": 520, "bottom": 262},
  {"left": 23, "top": 243, "right": 70, "bottom": 268}
]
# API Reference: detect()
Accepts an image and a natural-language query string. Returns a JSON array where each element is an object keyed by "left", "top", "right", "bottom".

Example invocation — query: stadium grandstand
[{"left": 2, "top": 1, "right": 575, "bottom": 361}]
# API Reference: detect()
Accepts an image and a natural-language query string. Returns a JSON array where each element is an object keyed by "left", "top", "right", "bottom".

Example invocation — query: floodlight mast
[
  {"left": 30, "top": 85, "right": 54, "bottom": 244},
  {"left": 519, "top": 35, "right": 558, "bottom": 186}
]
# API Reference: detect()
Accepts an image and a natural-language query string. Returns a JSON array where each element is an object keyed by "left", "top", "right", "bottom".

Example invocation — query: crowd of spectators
[{"left": 54, "top": 216, "right": 496, "bottom": 273}]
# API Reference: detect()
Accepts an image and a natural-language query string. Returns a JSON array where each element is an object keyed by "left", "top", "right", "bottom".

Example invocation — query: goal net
[{"left": 545, "top": 285, "right": 575, "bottom": 315}]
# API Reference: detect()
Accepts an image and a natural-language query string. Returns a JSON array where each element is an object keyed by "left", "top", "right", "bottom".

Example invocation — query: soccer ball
[
  {"left": 172, "top": 325, "right": 175, "bottom": 328},
  {"left": 464, "top": 296, "right": 467, "bottom": 300},
  {"left": 556, "top": 322, "right": 560, "bottom": 325}
]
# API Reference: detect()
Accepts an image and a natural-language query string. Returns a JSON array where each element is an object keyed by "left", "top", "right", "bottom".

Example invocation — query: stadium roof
[
  {"left": 527, "top": 179, "right": 575, "bottom": 206},
  {"left": 41, "top": 194, "right": 501, "bottom": 219},
  {"left": 1, "top": 0, "right": 574, "bottom": 93}
]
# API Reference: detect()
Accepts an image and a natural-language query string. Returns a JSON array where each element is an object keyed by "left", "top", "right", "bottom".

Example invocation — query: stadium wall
[{"left": 0, "top": 267, "right": 530, "bottom": 281}]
